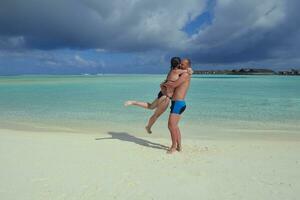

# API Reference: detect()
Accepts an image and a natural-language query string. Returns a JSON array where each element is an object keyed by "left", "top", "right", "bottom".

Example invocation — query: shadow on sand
[{"left": 95, "top": 132, "right": 169, "bottom": 151}]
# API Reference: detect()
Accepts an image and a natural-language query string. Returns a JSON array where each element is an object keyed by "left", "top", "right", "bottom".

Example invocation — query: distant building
[
  {"left": 194, "top": 68, "right": 276, "bottom": 75},
  {"left": 278, "top": 69, "right": 299, "bottom": 75}
]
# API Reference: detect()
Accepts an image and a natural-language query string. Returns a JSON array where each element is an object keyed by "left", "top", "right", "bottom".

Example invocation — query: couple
[{"left": 125, "top": 57, "right": 192, "bottom": 154}]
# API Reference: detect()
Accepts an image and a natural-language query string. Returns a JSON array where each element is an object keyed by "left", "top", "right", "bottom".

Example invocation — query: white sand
[{"left": 0, "top": 128, "right": 299, "bottom": 200}]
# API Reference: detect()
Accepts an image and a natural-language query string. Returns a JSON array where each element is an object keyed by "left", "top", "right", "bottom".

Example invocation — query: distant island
[{"left": 193, "top": 68, "right": 300, "bottom": 75}]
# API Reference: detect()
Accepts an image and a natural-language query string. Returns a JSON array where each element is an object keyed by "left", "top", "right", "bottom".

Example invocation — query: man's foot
[
  {"left": 145, "top": 126, "right": 152, "bottom": 134},
  {"left": 124, "top": 101, "right": 135, "bottom": 106},
  {"left": 167, "top": 147, "right": 177, "bottom": 154}
]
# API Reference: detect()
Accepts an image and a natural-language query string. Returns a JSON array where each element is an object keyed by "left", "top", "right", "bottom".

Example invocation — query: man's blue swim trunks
[{"left": 170, "top": 100, "right": 186, "bottom": 115}]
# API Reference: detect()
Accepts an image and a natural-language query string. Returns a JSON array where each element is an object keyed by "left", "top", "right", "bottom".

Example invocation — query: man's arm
[{"left": 163, "top": 72, "right": 190, "bottom": 88}]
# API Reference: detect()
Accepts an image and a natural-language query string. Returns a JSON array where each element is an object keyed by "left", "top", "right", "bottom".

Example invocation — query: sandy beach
[
  {"left": 1, "top": 128, "right": 299, "bottom": 200},
  {"left": 1, "top": 0, "right": 300, "bottom": 198}
]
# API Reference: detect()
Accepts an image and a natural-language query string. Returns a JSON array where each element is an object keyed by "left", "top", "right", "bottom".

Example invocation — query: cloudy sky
[{"left": 0, "top": 0, "right": 299, "bottom": 75}]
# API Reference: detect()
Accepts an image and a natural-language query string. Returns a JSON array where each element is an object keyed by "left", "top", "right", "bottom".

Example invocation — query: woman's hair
[{"left": 170, "top": 57, "right": 181, "bottom": 69}]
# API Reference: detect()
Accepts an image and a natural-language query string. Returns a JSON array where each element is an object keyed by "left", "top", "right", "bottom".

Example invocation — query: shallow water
[{"left": 0, "top": 74, "right": 299, "bottom": 137}]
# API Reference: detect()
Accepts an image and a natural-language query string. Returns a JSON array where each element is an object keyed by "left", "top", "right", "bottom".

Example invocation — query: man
[{"left": 163, "top": 58, "right": 192, "bottom": 154}]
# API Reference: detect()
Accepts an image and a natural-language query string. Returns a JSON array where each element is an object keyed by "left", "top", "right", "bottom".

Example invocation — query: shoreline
[
  {"left": 1, "top": 121, "right": 300, "bottom": 143},
  {"left": 0, "top": 119, "right": 300, "bottom": 141}
]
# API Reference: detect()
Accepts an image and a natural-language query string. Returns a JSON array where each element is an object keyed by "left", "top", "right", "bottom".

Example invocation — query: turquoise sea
[{"left": 0, "top": 74, "right": 299, "bottom": 138}]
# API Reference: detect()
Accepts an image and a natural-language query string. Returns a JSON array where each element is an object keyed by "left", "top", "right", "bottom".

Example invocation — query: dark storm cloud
[
  {"left": 0, "top": 0, "right": 300, "bottom": 73},
  {"left": 0, "top": 0, "right": 204, "bottom": 51}
]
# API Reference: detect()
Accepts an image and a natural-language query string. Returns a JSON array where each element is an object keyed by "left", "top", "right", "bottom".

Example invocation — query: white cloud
[{"left": 74, "top": 55, "right": 98, "bottom": 68}]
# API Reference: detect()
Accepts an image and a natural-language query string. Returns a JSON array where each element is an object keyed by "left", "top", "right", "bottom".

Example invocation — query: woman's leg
[
  {"left": 124, "top": 98, "right": 158, "bottom": 110},
  {"left": 145, "top": 97, "right": 170, "bottom": 133}
]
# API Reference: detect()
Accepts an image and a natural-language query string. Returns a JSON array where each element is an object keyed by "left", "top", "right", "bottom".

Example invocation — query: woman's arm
[
  {"left": 174, "top": 69, "right": 188, "bottom": 74},
  {"left": 174, "top": 68, "right": 193, "bottom": 75}
]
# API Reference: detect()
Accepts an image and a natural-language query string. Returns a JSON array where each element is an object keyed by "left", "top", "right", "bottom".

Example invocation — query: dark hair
[{"left": 170, "top": 57, "right": 181, "bottom": 69}]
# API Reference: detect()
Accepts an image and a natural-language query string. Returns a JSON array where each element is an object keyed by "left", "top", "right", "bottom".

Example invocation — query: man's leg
[
  {"left": 167, "top": 113, "right": 181, "bottom": 154},
  {"left": 176, "top": 127, "right": 182, "bottom": 151},
  {"left": 174, "top": 102, "right": 186, "bottom": 151}
]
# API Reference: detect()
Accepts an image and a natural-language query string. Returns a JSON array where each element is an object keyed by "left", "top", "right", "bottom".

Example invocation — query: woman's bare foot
[
  {"left": 176, "top": 145, "right": 182, "bottom": 152},
  {"left": 167, "top": 147, "right": 177, "bottom": 154},
  {"left": 145, "top": 126, "right": 152, "bottom": 134},
  {"left": 124, "top": 100, "right": 135, "bottom": 106}
]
